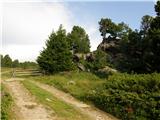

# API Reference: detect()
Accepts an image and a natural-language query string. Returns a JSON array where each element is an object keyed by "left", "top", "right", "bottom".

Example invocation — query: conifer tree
[
  {"left": 67, "top": 26, "right": 90, "bottom": 53},
  {"left": 37, "top": 25, "right": 74, "bottom": 74}
]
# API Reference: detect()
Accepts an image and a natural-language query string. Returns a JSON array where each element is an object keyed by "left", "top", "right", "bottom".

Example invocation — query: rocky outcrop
[
  {"left": 73, "top": 53, "right": 95, "bottom": 62},
  {"left": 97, "top": 36, "right": 121, "bottom": 64},
  {"left": 97, "top": 36, "right": 121, "bottom": 54},
  {"left": 72, "top": 36, "right": 121, "bottom": 72}
]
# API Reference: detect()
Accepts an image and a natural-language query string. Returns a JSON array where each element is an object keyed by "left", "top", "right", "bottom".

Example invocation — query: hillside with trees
[
  {"left": 1, "top": 1, "right": 160, "bottom": 120},
  {"left": 97, "top": 1, "right": 160, "bottom": 73},
  {"left": 37, "top": 1, "right": 160, "bottom": 75},
  {"left": 34, "top": 1, "right": 160, "bottom": 120},
  {"left": 1, "top": 54, "right": 38, "bottom": 69}
]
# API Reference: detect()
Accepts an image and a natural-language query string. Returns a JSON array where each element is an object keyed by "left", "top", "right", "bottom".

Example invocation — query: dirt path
[
  {"left": 31, "top": 81, "right": 119, "bottom": 120},
  {"left": 3, "top": 78, "right": 54, "bottom": 120}
]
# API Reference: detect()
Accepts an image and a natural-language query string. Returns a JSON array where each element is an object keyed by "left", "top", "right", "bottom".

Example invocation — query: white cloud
[
  {"left": 3, "top": 2, "right": 72, "bottom": 45},
  {"left": 2, "top": 1, "right": 101, "bottom": 62},
  {"left": 2, "top": 2, "right": 74, "bottom": 61},
  {"left": 2, "top": 44, "right": 43, "bottom": 61}
]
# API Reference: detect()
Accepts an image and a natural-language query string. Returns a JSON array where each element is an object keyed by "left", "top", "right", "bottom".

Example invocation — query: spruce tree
[{"left": 37, "top": 25, "right": 74, "bottom": 74}]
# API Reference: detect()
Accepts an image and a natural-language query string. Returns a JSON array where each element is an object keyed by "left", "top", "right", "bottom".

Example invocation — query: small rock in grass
[
  {"left": 67, "top": 80, "right": 76, "bottom": 85},
  {"left": 46, "top": 98, "right": 52, "bottom": 102}
]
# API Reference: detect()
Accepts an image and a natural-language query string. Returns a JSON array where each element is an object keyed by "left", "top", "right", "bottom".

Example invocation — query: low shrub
[{"left": 87, "top": 73, "right": 160, "bottom": 120}]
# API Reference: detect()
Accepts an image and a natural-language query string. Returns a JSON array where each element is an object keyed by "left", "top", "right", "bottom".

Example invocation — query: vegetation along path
[
  {"left": 2, "top": 74, "right": 118, "bottom": 120},
  {"left": 3, "top": 78, "right": 54, "bottom": 120},
  {"left": 31, "top": 80, "right": 119, "bottom": 120}
]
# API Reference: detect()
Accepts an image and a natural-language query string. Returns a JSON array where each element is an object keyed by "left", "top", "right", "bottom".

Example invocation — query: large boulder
[
  {"left": 97, "top": 36, "right": 121, "bottom": 65},
  {"left": 73, "top": 53, "right": 95, "bottom": 62},
  {"left": 73, "top": 53, "right": 84, "bottom": 62}
]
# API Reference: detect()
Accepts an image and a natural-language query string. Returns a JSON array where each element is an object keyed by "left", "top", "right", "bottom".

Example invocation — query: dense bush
[{"left": 87, "top": 73, "right": 160, "bottom": 120}]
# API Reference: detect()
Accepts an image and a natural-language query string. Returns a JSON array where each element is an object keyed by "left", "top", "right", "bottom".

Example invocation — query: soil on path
[
  {"left": 3, "top": 78, "right": 54, "bottom": 120},
  {"left": 31, "top": 80, "right": 119, "bottom": 120}
]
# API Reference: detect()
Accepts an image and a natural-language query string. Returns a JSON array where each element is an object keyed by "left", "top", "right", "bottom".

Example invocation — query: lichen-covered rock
[
  {"left": 97, "top": 37, "right": 120, "bottom": 54},
  {"left": 77, "top": 63, "right": 85, "bottom": 71},
  {"left": 98, "top": 66, "right": 117, "bottom": 74}
]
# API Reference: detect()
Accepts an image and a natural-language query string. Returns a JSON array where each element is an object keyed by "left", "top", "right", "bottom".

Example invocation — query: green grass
[
  {"left": 22, "top": 80, "right": 90, "bottom": 120},
  {"left": 1, "top": 67, "right": 13, "bottom": 79},
  {"left": 30, "top": 71, "right": 105, "bottom": 101},
  {"left": 1, "top": 84, "right": 15, "bottom": 120},
  {"left": 28, "top": 71, "right": 160, "bottom": 120},
  {"left": 1, "top": 67, "right": 13, "bottom": 72}
]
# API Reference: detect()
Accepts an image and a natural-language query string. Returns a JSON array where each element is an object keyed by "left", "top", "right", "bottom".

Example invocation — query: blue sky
[
  {"left": 2, "top": 0, "right": 156, "bottom": 61},
  {"left": 66, "top": 1, "right": 155, "bottom": 29}
]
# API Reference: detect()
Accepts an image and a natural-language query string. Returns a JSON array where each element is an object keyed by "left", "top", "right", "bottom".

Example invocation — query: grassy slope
[
  {"left": 22, "top": 80, "right": 90, "bottom": 120},
  {"left": 1, "top": 84, "right": 15, "bottom": 120},
  {"left": 30, "top": 71, "right": 160, "bottom": 120},
  {"left": 30, "top": 71, "right": 105, "bottom": 101}
]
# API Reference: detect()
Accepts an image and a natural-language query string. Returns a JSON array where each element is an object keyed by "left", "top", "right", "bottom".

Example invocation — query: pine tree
[
  {"left": 67, "top": 26, "right": 90, "bottom": 53},
  {"left": 146, "top": 1, "right": 160, "bottom": 72},
  {"left": 37, "top": 25, "right": 74, "bottom": 74}
]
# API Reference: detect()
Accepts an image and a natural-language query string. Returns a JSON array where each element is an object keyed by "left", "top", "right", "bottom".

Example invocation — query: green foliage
[
  {"left": 12, "top": 59, "right": 19, "bottom": 68},
  {"left": 140, "top": 15, "right": 153, "bottom": 36},
  {"left": 37, "top": 25, "right": 74, "bottom": 74},
  {"left": 155, "top": 1, "right": 160, "bottom": 16},
  {"left": 1, "top": 54, "right": 37, "bottom": 69},
  {"left": 101, "top": 2, "right": 160, "bottom": 73},
  {"left": 30, "top": 71, "right": 104, "bottom": 101},
  {"left": 1, "top": 84, "right": 14, "bottom": 120},
  {"left": 1, "top": 54, "right": 3, "bottom": 66},
  {"left": 1, "top": 55, "right": 12, "bottom": 67},
  {"left": 67, "top": 26, "right": 90, "bottom": 53},
  {"left": 19, "top": 61, "right": 38, "bottom": 69},
  {"left": 118, "top": 30, "right": 147, "bottom": 73},
  {"left": 99, "top": 18, "right": 131, "bottom": 39},
  {"left": 87, "top": 73, "right": 160, "bottom": 120},
  {"left": 145, "top": 1, "right": 160, "bottom": 72},
  {"left": 30, "top": 71, "right": 160, "bottom": 120},
  {"left": 84, "top": 50, "right": 110, "bottom": 71}
]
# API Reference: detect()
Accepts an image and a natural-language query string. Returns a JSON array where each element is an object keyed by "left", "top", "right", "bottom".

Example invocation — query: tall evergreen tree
[
  {"left": 37, "top": 25, "right": 74, "bottom": 74},
  {"left": 140, "top": 15, "right": 153, "bottom": 37},
  {"left": 145, "top": 1, "right": 160, "bottom": 72},
  {"left": 67, "top": 26, "right": 90, "bottom": 53}
]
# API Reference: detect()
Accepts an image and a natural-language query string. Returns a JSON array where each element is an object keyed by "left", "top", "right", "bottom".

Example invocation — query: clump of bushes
[{"left": 87, "top": 73, "right": 160, "bottom": 120}]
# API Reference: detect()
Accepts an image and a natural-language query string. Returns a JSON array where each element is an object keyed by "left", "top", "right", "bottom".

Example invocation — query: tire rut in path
[
  {"left": 31, "top": 80, "right": 119, "bottom": 120},
  {"left": 3, "top": 78, "right": 54, "bottom": 120}
]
